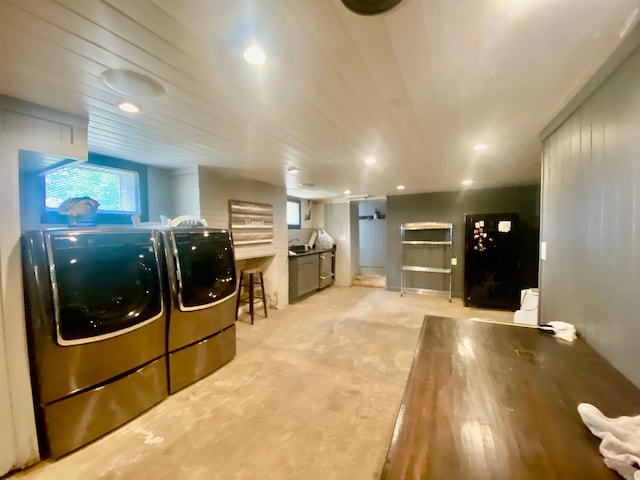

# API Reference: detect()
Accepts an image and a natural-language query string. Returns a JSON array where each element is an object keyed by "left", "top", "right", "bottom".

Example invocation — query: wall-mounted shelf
[{"left": 400, "top": 222, "right": 453, "bottom": 301}]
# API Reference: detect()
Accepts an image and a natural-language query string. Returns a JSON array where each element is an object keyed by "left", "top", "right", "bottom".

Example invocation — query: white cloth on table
[{"left": 578, "top": 403, "right": 640, "bottom": 480}]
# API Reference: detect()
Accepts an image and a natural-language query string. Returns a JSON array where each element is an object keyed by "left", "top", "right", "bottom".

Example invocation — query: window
[
  {"left": 287, "top": 197, "right": 301, "bottom": 229},
  {"left": 45, "top": 163, "right": 140, "bottom": 214},
  {"left": 39, "top": 153, "right": 149, "bottom": 225}
]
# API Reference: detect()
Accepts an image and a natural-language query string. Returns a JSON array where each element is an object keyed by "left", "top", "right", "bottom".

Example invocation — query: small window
[
  {"left": 45, "top": 163, "right": 140, "bottom": 215},
  {"left": 287, "top": 197, "right": 301, "bottom": 229}
]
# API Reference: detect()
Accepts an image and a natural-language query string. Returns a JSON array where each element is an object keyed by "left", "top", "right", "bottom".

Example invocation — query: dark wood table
[{"left": 380, "top": 316, "right": 640, "bottom": 479}]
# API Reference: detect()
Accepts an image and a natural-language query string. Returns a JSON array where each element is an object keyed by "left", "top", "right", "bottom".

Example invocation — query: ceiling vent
[{"left": 341, "top": 0, "right": 403, "bottom": 15}]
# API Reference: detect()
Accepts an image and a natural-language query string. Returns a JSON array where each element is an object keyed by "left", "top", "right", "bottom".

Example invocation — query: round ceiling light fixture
[
  {"left": 101, "top": 69, "right": 165, "bottom": 98},
  {"left": 341, "top": 0, "right": 403, "bottom": 15}
]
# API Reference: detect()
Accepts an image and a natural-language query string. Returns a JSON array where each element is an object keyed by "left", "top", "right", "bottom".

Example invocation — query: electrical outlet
[{"left": 451, "top": 257, "right": 457, "bottom": 266}]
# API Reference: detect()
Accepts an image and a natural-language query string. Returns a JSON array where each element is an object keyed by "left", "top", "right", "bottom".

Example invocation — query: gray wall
[
  {"left": 359, "top": 200, "right": 386, "bottom": 269},
  {"left": 540, "top": 45, "right": 640, "bottom": 388},
  {"left": 147, "top": 166, "right": 176, "bottom": 221},
  {"left": 386, "top": 186, "right": 540, "bottom": 296}
]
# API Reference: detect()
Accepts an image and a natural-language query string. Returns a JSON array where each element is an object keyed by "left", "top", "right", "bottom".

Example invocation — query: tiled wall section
[{"left": 197, "top": 166, "right": 288, "bottom": 309}]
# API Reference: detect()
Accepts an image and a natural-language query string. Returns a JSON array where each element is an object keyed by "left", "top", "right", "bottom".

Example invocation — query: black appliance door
[
  {"left": 173, "top": 230, "right": 237, "bottom": 311},
  {"left": 47, "top": 231, "right": 164, "bottom": 346},
  {"left": 464, "top": 213, "right": 520, "bottom": 310}
]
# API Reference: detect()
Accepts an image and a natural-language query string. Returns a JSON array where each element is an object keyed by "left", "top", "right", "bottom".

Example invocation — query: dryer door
[
  {"left": 173, "top": 230, "right": 236, "bottom": 311},
  {"left": 47, "top": 231, "right": 164, "bottom": 346}
]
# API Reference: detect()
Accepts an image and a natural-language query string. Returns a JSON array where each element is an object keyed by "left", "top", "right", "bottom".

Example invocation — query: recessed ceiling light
[
  {"left": 462, "top": 179, "right": 473, "bottom": 186},
  {"left": 396, "top": 185, "right": 405, "bottom": 190},
  {"left": 118, "top": 101, "right": 140, "bottom": 113},
  {"left": 243, "top": 45, "right": 267, "bottom": 65},
  {"left": 344, "top": 189, "right": 352, "bottom": 195},
  {"left": 364, "top": 157, "right": 376, "bottom": 166},
  {"left": 287, "top": 167, "right": 300, "bottom": 174},
  {"left": 473, "top": 143, "right": 488, "bottom": 151}
]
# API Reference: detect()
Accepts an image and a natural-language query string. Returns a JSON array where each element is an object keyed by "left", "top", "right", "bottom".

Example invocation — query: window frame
[
  {"left": 40, "top": 153, "right": 149, "bottom": 225},
  {"left": 287, "top": 196, "right": 301, "bottom": 230}
]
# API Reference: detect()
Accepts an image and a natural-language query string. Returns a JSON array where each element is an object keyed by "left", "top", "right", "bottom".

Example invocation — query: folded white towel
[
  {"left": 578, "top": 403, "right": 640, "bottom": 480},
  {"left": 538, "top": 321, "right": 577, "bottom": 342}
]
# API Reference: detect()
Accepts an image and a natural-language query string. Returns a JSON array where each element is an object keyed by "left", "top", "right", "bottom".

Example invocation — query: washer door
[
  {"left": 173, "top": 230, "right": 236, "bottom": 311},
  {"left": 48, "top": 231, "right": 164, "bottom": 346}
]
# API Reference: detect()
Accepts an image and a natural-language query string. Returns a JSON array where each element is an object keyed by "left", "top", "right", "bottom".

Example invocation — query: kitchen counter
[
  {"left": 287, "top": 247, "right": 334, "bottom": 257},
  {"left": 288, "top": 246, "right": 335, "bottom": 302}
]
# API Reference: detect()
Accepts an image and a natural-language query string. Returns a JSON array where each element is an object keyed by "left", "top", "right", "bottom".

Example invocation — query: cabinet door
[
  {"left": 319, "top": 253, "right": 332, "bottom": 275},
  {"left": 296, "top": 255, "right": 320, "bottom": 297},
  {"left": 319, "top": 252, "right": 333, "bottom": 289}
]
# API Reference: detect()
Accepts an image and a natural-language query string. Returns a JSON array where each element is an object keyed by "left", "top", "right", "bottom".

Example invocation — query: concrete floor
[{"left": 11, "top": 287, "right": 517, "bottom": 480}]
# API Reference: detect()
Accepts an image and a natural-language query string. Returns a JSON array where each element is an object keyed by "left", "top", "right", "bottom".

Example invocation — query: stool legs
[
  {"left": 259, "top": 272, "right": 267, "bottom": 318},
  {"left": 235, "top": 274, "right": 244, "bottom": 321},
  {"left": 249, "top": 272, "right": 254, "bottom": 325},
  {"left": 235, "top": 270, "right": 267, "bottom": 325}
]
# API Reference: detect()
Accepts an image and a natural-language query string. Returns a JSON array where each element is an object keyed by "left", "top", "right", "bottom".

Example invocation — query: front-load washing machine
[
  {"left": 160, "top": 227, "right": 237, "bottom": 393},
  {"left": 21, "top": 228, "right": 168, "bottom": 458}
]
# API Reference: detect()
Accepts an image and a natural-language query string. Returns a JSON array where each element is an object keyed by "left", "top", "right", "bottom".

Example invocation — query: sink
[{"left": 289, "top": 245, "right": 308, "bottom": 253}]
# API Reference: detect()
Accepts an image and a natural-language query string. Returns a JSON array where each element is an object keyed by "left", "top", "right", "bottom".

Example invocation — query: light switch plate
[
  {"left": 451, "top": 257, "right": 457, "bottom": 266},
  {"left": 540, "top": 241, "right": 547, "bottom": 261}
]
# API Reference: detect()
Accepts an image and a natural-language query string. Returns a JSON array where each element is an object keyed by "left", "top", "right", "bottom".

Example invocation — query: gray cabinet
[
  {"left": 289, "top": 248, "right": 335, "bottom": 302},
  {"left": 290, "top": 254, "right": 319, "bottom": 299},
  {"left": 319, "top": 251, "right": 334, "bottom": 289}
]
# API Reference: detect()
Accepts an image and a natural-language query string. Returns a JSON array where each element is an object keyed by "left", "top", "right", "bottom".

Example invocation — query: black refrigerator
[{"left": 464, "top": 213, "right": 520, "bottom": 311}]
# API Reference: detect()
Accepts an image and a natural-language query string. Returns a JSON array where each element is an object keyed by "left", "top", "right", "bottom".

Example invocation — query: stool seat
[{"left": 235, "top": 268, "right": 267, "bottom": 325}]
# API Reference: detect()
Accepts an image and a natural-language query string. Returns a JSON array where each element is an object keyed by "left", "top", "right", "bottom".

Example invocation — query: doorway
[{"left": 354, "top": 199, "right": 386, "bottom": 288}]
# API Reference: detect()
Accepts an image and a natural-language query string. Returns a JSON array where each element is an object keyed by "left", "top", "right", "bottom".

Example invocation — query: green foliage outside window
[{"left": 45, "top": 164, "right": 139, "bottom": 214}]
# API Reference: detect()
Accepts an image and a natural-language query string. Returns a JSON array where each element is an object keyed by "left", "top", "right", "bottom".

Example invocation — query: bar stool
[{"left": 235, "top": 267, "right": 268, "bottom": 325}]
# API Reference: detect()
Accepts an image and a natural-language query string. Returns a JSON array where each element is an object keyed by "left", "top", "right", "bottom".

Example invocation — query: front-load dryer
[
  {"left": 21, "top": 228, "right": 168, "bottom": 458},
  {"left": 160, "top": 227, "right": 237, "bottom": 393}
]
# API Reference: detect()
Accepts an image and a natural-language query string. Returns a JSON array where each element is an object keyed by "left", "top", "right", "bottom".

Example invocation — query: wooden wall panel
[{"left": 540, "top": 46, "right": 640, "bottom": 388}]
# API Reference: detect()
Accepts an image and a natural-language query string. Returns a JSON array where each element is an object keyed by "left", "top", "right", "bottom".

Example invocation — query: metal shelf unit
[{"left": 400, "top": 222, "right": 453, "bottom": 301}]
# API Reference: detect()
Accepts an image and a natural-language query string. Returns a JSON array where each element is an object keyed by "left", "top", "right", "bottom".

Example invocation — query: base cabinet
[
  {"left": 289, "top": 248, "right": 335, "bottom": 302},
  {"left": 291, "top": 254, "right": 319, "bottom": 298},
  {"left": 319, "top": 252, "right": 334, "bottom": 289}
]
